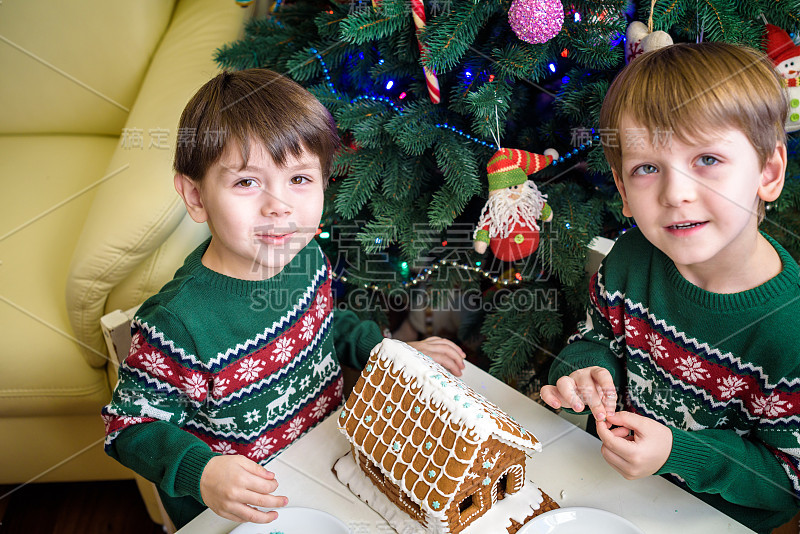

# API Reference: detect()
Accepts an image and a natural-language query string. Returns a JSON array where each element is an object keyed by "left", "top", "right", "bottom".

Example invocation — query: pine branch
[
  {"left": 465, "top": 80, "right": 512, "bottom": 141},
  {"left": 422, "top": 1, "right": 499, "bottom": 74},
  {"left": 491, "top": 43, "right": 553, "bottom": 82},
  {"left": 333, "top": 148, "right": 383, "bottom": 218},
  {"left": 338, "top": 0, "right": 410, "bottom": 45}
]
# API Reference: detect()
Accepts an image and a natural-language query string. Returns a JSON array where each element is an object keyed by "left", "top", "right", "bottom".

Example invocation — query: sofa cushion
[
  {"left": 0, "top": 0, "right": 177, "bottom": 135},
  {"left": 0, "top": 135, "right": 119, "bottom": 417},
  {"left": 67, "top": 0, "right": 248, "bottom": 363}
]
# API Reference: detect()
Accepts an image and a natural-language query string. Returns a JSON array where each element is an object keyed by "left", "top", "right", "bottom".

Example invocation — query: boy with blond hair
[
  {"left": 541, "top": 43, "right": 800, "bottom": 533},
  {"left": 101, "top": 69, "right": 466, "bottom": 528}
]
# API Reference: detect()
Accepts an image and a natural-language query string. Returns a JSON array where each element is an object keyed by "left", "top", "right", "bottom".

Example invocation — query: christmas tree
[{"left": 215, "top": 0, "right": 800, "bottom": 389}]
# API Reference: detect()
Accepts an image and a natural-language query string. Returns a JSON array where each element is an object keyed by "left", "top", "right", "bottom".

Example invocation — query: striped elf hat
[{"left": 486, "top": 148, "right": 556, "bottom": 191}]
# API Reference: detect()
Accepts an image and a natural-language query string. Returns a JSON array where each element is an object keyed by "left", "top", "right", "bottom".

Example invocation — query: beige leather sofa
[{"left": 0, "top": 0, "right": 251, "bottom": 524}]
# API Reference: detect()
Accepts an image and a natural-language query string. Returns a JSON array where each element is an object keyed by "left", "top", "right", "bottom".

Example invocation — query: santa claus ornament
[
  {"left": 764, "top": 24, "right": 800, "bottom": 133},
  {"left": 473, "top": 148, "right": 557, "bottom": 262}
]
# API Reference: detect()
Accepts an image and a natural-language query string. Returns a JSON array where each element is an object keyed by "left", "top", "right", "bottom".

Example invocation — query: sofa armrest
[
  {"left": 68, "top": 0, "right": 252, "bottom": 366},
  {"left": 100, "top": 306, "right": 140, "bottom": 366}
]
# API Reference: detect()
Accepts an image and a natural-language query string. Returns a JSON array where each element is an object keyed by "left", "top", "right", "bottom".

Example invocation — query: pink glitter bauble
[{"left": 508, "top": 0, "right": 565, "bottom": 44}]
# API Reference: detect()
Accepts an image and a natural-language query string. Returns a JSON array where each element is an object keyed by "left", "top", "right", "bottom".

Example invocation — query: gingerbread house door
[{"left": 493, "top": 464, "right": 524, "bottom": 503}]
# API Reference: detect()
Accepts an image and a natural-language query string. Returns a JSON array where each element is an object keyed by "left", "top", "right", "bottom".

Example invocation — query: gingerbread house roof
[{"left": 338, "top": 339, "right": 541, "bottom": 518}]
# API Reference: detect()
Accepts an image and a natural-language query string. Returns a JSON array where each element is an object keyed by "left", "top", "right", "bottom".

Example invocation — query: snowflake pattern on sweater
[
  {"left": 102, "top": 245, "right": 342, "bottom": 467},
  {"left": 555, "top": 228, "right": 800, "bottom": 528}
]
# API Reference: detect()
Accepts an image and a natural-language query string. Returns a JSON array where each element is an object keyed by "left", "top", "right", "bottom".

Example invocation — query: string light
[
  {"left": 434, "top": 123, "right": 496, "bottom": 148},
  {"left": 310, "top": 50, "right": 596, "bottom": 155},
  {"left": 350, "top": 95, "right": 404, "bottom": 115},
  {"left": 309, "top": 47, "right": 338, "bottom": 96},
  {"left": 331, "top": 258, "right": 533, "bottom": 291}
]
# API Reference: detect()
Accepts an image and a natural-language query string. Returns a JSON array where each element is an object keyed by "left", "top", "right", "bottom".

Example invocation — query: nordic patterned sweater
[
  {"left": 101, "top": 237, "right": 383, "bottom": 527},
  {"left": 549, "top": 228, "right": 800, "bottom": 534}
]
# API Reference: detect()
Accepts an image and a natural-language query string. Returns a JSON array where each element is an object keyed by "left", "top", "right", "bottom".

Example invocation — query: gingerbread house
[{"left": 333, "top": 339, "right": 558, "bottom": 534}]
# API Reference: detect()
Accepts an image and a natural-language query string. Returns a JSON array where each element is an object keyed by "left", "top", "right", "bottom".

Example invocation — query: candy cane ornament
[
  {"left": 370, "top": 0, "right": 440, "bottom": 104},
  {"left": 410, "top": 0, "right": 441, "bottom": 104}
]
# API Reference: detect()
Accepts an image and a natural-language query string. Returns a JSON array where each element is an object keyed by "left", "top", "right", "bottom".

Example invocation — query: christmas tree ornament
[
  {"left": 624, "top": 0, "right": 672, "bottom": 63},
  {"left": 473, "top": 148, "right": 557, "bottom": 262},
  {"left": 764, "top": 24, "right": 800, "bottom": 132},
  {"left": 508, "top": 0, "right": 565, "bottom": 45},
  {"left": 410, "top": 0, "right": 441, "bottom": 104},
  {"left": 624, "top": 21, "right": 673, "bottom": 62}
]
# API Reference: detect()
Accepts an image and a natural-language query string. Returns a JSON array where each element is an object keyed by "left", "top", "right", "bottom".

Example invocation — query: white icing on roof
[{"left": 375, "top": 339, "right": 541, "bottom": 452}]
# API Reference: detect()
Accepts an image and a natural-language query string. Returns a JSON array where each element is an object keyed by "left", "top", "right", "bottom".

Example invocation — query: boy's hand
[
  {"left": 539, "top": 366, "right": 617, "bottom": 422},
  {"left": 200, "top": 455, "right": 288, "bottom": 523},
  {"left": 595, "top": 411, "right": 673, "bottom": 479},
  {"left": 408, "top": 336, "right": 467, "bottom": 376}
]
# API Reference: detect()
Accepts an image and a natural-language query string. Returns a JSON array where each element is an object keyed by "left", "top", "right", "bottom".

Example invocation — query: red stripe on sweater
[
  {"left": 123, "top": 335, "right": 210, "bottom": 402},
  {"left": 212, "top": 277, "right": 333, "bottom": 395},
  {"left": 625, "top": 315, "right": 800, "bottom": 419}
]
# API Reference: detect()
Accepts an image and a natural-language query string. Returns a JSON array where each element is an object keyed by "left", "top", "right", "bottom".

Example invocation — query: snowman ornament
[{"left": 765, "top": 24, "right": 800, "bottom": 133}]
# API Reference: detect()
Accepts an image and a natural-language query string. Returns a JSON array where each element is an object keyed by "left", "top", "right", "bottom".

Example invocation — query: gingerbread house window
[
  {"left": 459, "top": 495, "right": 473, "bottom": 514},
  {"left": 457, "top": 491, "right": 482, "bottom": 525}
]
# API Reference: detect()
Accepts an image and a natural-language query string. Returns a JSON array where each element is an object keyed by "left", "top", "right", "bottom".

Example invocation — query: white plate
[
  {"left": 228, "top": 507, "right": 350, "bottom": 534},
  {"left": 518, "top": 507, "right": 644, "bottom": 534}
]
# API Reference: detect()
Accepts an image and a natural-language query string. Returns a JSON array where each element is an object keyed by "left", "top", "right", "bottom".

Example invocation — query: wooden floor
[{"left": 0, "top": 480, "right": 163, "bottom": 533}]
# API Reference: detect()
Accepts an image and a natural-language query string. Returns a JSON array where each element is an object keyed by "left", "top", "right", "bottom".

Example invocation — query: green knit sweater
[
  {"left": 550, "top": 228, "right": 800, "bottom": 534},
  {"left": 102, "top": 238, "right": 383, "bottom": 527}
]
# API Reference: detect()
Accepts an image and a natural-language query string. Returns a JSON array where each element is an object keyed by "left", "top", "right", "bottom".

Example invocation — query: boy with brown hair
[
  {"left": 101, "top": 69, "right": 466, "bottom": 528},
  {"left": 541, "top": 43, "right": 800, "bottom": 533}
]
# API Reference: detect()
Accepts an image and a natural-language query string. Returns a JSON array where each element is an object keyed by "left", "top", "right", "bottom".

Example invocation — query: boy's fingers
[
  {"left": 247, "top": 492, "right": 289, "bottom": 511},
  {"left": 590, "top": 367, "right": 617, "bottom": 411},
  {"left": 232, "top": 505, "right": 279, "bottom": 524},
  {"left": 609, "top": 426, "right": 633, "bottom": 439},
  {"left": 242, "top": 460, "right": 278, "bottom": 482},
  {"left": 605, "top": 411, "right": 642, "bottom": 431},
  {"left": 539, "top": 385, "right": 562, "bottom": 409},
  {"left": 596, "top": 417, "right": 631, "bottom": 449},
  {"left": 555, "top": 376, "right": 584, "bottom": 412},
  {"left": 600, "top": 443, "right": 630, "bottom": 476},
  {"left": 597, "top": 413, "right": 642, "bottom": 456},
  {"left": 428, "top": 338, "right": 467, "bottom": 359},
  {"left": 574, "top": 379, "right": 606, "bottom": 421},
  {"left": 246, "top": 475, "right": 280, "bottom": 495}
]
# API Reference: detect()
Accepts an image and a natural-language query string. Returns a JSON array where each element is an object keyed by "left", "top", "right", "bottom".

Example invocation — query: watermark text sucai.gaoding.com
[{"left": 249, "top": 286, "right": 559, "bottom": 314}]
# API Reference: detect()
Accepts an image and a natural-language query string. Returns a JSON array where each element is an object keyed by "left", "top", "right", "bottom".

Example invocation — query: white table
[{"left": 177, "top": 362, "right": 754, "bottom": 533}]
